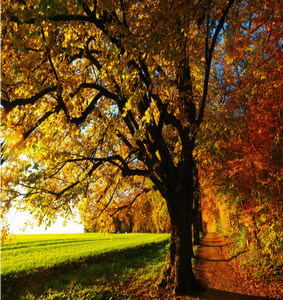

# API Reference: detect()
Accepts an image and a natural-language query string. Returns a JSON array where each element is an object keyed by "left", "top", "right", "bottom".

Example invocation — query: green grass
[
  {"left": 1, "top": 233, "right": 170, "bottom": 275},
  {"left": 11, "top": 241, "right": 166, "bottom": 299},
  {"left": 2, "top": 235, "right": 196, "bottom": 300}
]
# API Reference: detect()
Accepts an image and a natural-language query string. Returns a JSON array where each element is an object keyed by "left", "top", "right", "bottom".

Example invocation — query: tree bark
[
  {"left": 199, "top": 209, "right": 204, "bottom": 233},
  {"left": 193, "top": 199, "right": 200, "bottom": 246},
  {"left": 158, "top": 158, "right": 204, "bottom": 295},
  {"left": 159, "top": 193, "right": 204, "bottom": 295},
  {"left": 193, "top": 165, "right": 201, "bottom": 246}
]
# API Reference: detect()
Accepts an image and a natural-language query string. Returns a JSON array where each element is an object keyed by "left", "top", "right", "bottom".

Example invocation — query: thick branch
[
  {"left": 1, "top": 86, "right": 58, "bottom": 110},
  {"left": 9, "top": 15, "right": 90, "bottom": 24},
  {"left": 96, "top": 155, "right": 149, "bottom": 177},
  {"left": 69, "top": 82, "right": 118, "bottom": 101},
  {"left": 71, "top": 92, "right": 103, "bottom": 125}
]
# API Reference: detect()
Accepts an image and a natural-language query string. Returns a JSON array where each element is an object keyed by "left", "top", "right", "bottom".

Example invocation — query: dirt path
[{"left": 195, "top": 232, "right": 278, "bottom": 300}]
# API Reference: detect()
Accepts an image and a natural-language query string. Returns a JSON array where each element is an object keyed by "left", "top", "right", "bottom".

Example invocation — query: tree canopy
[{"left": 1, "top": 2, "right": 231, "bottom": 224}]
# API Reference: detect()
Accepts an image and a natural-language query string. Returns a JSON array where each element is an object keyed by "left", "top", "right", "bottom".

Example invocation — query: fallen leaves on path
[{"left": 195, "top": 233, "right": 283, "bottom": 300}]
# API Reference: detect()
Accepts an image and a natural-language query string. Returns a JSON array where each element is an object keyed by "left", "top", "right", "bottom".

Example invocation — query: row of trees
[
  {"left": 197, "top": 0, "right": 283, "bottom": 273},
  {"left": 1, "top": 0, "right": 282, "bottom": 296},
  {"left": 83, "top": 189, "right": 171, "bottom": 234},
  {"left": 82, "top": 168, "right": 201, "bottom": 240}
]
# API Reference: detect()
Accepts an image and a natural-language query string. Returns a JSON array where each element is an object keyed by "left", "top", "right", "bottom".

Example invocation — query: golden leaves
[
  {"left": 0, "top": 0, "right": 237, "bottom": 246},
  {"left": 3, "top": 128, "right": 25, "bottom": 149}
]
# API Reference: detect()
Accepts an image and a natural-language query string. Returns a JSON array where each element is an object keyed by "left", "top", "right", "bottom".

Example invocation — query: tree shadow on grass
[
  {"left": 2, "top": 239, "right": 169, "bottom": 300},
  {"left": 200, "top": 288, "right": 277, "bottom": 300}
]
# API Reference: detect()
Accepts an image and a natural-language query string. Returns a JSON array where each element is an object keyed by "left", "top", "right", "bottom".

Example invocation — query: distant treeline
[{"left": 84, "top": 196, "right": 171, "bottom": 234}]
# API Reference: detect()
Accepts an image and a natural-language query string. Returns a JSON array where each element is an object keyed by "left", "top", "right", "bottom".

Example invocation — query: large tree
[{"left": 1, "top": 0, "right": 234, "bottom": 295}]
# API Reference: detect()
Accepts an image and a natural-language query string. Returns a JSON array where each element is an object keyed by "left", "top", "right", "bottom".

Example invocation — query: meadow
[
  {"left": 2, "top": 233, "right": 189, "bottom": 300},
  {"left": 1, "top": 233, "right": 170, "bottom": 275}
]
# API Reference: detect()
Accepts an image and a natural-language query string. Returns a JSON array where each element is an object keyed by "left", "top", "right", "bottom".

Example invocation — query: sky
[{"left": 7, "top": 207, "right": 84, "bottom": 234}]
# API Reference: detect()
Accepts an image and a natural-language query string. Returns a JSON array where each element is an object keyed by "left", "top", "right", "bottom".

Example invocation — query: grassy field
[
  {"left": 2, "top": 233, "right": 196, "bottom": 300},
  {"left": 2, "top": 233, "right": 170, "bottom": 275}
]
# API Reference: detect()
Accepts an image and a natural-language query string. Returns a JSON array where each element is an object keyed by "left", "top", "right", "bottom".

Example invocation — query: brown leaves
[{"left": 195, "top": 233, "right": 283, "bottom": 299}]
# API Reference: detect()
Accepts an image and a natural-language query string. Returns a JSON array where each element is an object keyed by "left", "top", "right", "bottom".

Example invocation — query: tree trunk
[
  {"left": 159, "top": 190, "right": 204, "bottom": 295},
  {"left": 193, "top": 196, "right": 200, "bottom": 246},
  {"left": 193, "top": 163, "right": 201, "bottom": 245},
  {"left": 199, "top": 209, "right": 203, "bottom": 233}
]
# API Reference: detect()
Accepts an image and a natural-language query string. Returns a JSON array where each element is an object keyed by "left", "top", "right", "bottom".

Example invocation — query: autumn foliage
[
  {"left": 198, "top": 0, "right": 283, "bottom": 276},
  {"left": 1, "top": 0, "right": 238, "bottom": 295},
  {"left": 82, "top": 188, "right": 171, "bottom": 234},
  {"left": 1, "top": 0, "right": 282, "bottom": 295}
]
